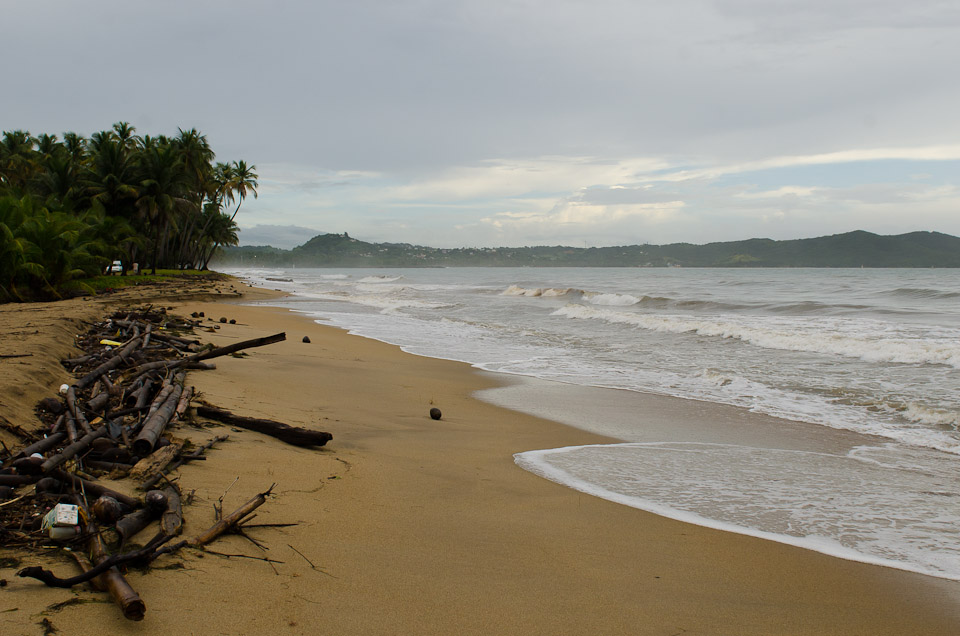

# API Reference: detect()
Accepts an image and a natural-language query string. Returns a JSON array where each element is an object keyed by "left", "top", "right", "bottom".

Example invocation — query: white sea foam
[
  {"left": 902, "top": 402, "right": 960, "bottom": 430},
  {"left": 358, "top": 275, "right": 403, "bottom": 283},
  {"left": 502, "top": 285, "right": 573, "bottom": 297},
  {"left": 516, "top": 442, "right": 960, "bottom": 582},
  {"left": 582, "top": 292, "right": 641, "bottom": 306},
  {"left": 294, "top": 290, "right": 449, "bottom": 313},
  {"left": 552, "top": 304, "right": 960, "bottom": 369}
]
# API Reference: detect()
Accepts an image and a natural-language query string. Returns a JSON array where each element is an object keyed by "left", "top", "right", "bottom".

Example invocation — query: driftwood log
[
  {"left": 160, "top": 485, "right": 183, "bottom": 537},
  {"left": 138, "top": 434, "right": 228, "bottom": 491},
  {"left": 89, "top": 523, "right": 146, "bottom": 621},
  {"left": 132, "top": 376, "right": 185, "bottom": 455},
  {"left": 52, "top": 469, "right": 140, "bottom": 509},
  {"left": 10, "top": 432, "right": 66, "bottom": 461},
  {"left": 196, "top": 406, "right": 332, "bottom": 448},
  {"left": 41, "top": 426, "right": 109, "bottom": 472},
  {"left": 116, "top": 508, "right": 159, "bottom": 545}
]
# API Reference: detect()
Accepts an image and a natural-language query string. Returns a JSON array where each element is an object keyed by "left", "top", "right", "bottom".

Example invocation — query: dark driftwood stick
[
  {"left": 65, "top": 412, "right": 78, "bottom": 442},
  {"left": 41, "top": 426, "right": 109, "bottom": 472},
  {"left": 75, "top": 337, "right": 141, "bottom": 390},
  {"left": 84, "top": 460, "right": 132, "bottom": 473},
  {"left": 86, "top": 391, "right": 111, "bottom": 413},
  {"left": 148, "top": 331, "right": 199, "bottom": 347},
  {"left": 104, "top": 404, "right": 150, "bottom": 420},
  {"left": 131, "top": 333, "right": 285, "bottom": 375},
  {"left": 12, "top": 432, "right": 66, "bottom": 460},
  {"left": 0, "top": 474, "right": 38, "bottom": 487},
  {"left": 129, "top": 377, "right": 153, "bottom": 410},
  {"left": 17, "top": 533, "right": 173, "bottom": 592},
  {"left": 66, "top": 386, "right": 93, "bottom": 435},
  {"left": 188, "top": 332, "right": 286, "bottom": 363},
  {"left": 196, "top": 406, "right": 332, "bottom": 448},
  {"left": 49, "top": 413, "right": 65, "bottom": 434},
  {"left": 63, "top": 353, "right": 96, "bottom": 366},
  {"left": 52, "top": 469, "right": 140, "bottom": 509}
]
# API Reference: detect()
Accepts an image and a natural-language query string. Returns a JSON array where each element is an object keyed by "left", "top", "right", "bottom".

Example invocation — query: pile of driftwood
[{"left": 0, "top": 306, "right": 332, "bottom": 621}]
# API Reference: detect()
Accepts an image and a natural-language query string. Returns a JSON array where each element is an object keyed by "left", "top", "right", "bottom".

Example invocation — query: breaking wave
[{"left": 552, "top": 304, "right": 960, "bottom": 369}]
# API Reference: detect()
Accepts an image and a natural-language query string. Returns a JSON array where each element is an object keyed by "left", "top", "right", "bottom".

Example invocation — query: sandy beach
[{"left": 2, "top": 278, "right": 959, "bottom": 635}]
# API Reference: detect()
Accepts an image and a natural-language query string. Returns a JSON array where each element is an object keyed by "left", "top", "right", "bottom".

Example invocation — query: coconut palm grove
[{"left": 0, "top": 122, "right": 257, "bottom": 301}]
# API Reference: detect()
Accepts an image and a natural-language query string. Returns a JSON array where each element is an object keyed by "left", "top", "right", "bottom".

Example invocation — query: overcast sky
[{"left": 4, "top": 0, "right": 959, "bottom": 247}]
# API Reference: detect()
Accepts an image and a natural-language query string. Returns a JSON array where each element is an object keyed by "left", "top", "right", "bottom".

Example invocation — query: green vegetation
[
  {"left": 63, "top": 270, "right": 221, "bottom": 294},
  {"left": 216, "top": 230, "right": 960, "bottom": 268},
  {"left": 0, "top": 123, "right": 257, "bottom": 302}
]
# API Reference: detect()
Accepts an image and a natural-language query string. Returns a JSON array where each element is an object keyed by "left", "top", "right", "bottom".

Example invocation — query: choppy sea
[{"left": 221, "top": 266, "right": 960, "bottom": 582}]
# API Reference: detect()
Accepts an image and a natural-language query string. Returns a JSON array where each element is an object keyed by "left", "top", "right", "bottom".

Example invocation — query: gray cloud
[{"left": 3, "top": 1, "right": 959, "bottom": 245}]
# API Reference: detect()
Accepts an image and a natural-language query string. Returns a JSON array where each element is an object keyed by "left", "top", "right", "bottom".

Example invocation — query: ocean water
[{"left": 222, "top": 266, "right": 960, "bottom": 582}]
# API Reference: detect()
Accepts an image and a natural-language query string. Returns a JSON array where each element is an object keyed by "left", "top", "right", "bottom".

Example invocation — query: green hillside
[{"left": 216, "top": 230, "right": 960, "bottom": 268}]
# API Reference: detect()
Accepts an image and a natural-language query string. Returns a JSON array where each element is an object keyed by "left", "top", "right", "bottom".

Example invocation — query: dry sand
[{"left": 2, "top": 278, "right": 959, "bottom": 635}]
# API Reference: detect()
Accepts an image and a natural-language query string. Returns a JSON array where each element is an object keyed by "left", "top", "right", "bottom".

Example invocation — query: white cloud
[
  {"left": 652, "top": 145, "right": 960, "bottom": 184},
  {"left": 387, "top": 156, "right": 672, "bottom": 202}
]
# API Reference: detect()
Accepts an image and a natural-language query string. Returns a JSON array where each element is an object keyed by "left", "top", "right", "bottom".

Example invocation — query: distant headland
[{"left": 217, "top": 230, "right": 960, "bottom": 268}]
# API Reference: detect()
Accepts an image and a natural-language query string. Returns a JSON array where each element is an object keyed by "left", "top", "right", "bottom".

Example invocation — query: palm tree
[
  {"left": 15, "top": 198, "right": 98, "bottom": 298},
  {"left": 136, "top": 142, "right": 192, "bottom": 273},
  {"left": 62, "top": 132, "right": 87, "bottom": 162},
  {"left": 36, "top": 151, "right": 83, "bottom": 203},
  {"left": 0, "top": 130, "right": 38, "bottom": 192},
  {"left": 172, "top": 128, "right": 215, "bottom": 267},
  {"left": 226, "top": 160, "right": 258, "bottom": 221},
  {"left": 84, "top": 133, "right": 139, "bottom": 220},
  {"left": 113, "top": 121, "right": 141, "bottom": 150},
  {"left": 0, "top": 195, "right": 41, "bottom": 301},
  {"left": 198, "top": 206, "right": 239, "bottom": 270}
]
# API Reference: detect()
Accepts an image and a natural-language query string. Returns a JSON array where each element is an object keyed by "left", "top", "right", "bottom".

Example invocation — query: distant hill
[{"left": 214, "top": 230, "right": 960, "bottom": 268}]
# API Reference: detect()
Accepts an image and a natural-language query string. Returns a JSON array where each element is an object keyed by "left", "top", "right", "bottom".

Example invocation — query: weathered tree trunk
[
  {"left": 132, "top": 381, "right": 184, "bottom": 456},
  {"left": 129, "top": 444, "right": 181, "bottom": 482},
  {"left": 196, "top": 406, "right": 332, "bottom": 448}
]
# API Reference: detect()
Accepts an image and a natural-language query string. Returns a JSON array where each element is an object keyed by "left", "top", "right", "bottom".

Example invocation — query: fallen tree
[{"left": 196, "top": 405, "right": 332, "bottom": 448}]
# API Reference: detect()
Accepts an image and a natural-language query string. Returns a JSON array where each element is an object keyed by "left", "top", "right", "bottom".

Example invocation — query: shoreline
[{"left": 2, "top": 279, "right": 959, "bottom": 634}]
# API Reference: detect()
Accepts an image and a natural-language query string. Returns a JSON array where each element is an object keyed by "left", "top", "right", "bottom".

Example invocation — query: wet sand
[{"left": 2, "top": 279, "right": 959, "bottom": 635}]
